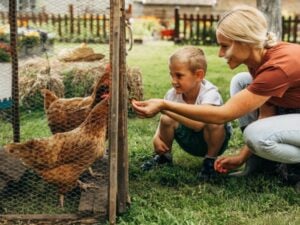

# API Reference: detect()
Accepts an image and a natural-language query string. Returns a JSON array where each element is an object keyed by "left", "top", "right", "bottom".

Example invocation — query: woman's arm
[
  {"left": 214, "top": 102, "right": 277, "bottom": 173},
  {"left": 132, "top": 89, "right": 271, "bottom": 124}
]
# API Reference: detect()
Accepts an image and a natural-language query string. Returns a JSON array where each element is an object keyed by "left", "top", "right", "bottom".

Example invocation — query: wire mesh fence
[{"left": 0, "top": 0, "right": 130, "bottom": 224}]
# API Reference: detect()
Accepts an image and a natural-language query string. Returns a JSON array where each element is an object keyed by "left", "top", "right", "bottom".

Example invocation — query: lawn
[
  {"left": 0, "top": 40, "right": 299, "bottom": 225},
  {"left": 120, "top": 41, "right": 300, "bottom": 225}
]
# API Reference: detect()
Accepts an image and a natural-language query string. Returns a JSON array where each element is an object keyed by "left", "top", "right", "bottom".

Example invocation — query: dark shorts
[{"left": 174, "top": 123, "right": 232, "bottom": 157}]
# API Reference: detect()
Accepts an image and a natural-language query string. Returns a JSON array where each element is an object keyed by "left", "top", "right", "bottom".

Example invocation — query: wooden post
[
  {"left": 183, "top": 13, "right": 187, "bottom": 41},
  {"left": 90, "top": 14, "right": 94, "bottom": 36},
  {"left": 174, "top": 7, "right": 180, "bottom": 42},
  {"left": 109, "top": 0, "right": 121, "bottom": 224},
  {"left": 69, "top": 4, "right": 74, "bottom": 36},
  {"left": 189, "top": 14, "right": 194, "bottom": 43},
  {"left": 117, "top": 0, "right": 129, "bottom": 214},
  {"left": 77, "top": 15, "right": 81, "bottom": 36},
  {"left": 64, "top": 14, "right": 68, "bottom": 35},
  {"left": 103, "top": 15, "right": 107, "bottom": 40},
  {"left": 96, "top": 14, "right": 100, "bottom": 37},
  {"left": 196, "top": 14, "right": 200, "bottom": 45},
  {"left": 9, "top": 0, "right": 20, "bottom": 142},
  {"left": 202, "top": 14, "right": 207, "bottom": 45},
  {"left": 292, "top": 15, "right": 298, "bottom": 43},
  {"left": 58, "top": 14, "right": 62, "bottom": 37}
]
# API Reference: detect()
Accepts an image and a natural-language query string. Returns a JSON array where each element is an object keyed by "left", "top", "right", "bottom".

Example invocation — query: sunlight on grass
[
  {"left": 124, "top": 41, "right": 300, "bottom": 225},
  {"left": 0, "top": 41, "right": 298, "bottom": 224}
]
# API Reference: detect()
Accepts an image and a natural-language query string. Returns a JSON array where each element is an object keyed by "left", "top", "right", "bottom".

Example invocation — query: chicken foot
[
  {"left": 77, "top": 179, "right": 98, "bottom": 191},
  {"left": 88, "top": 167, "right": 104, "bottom": 177},
  {"left": 58, "top": 180, "right": 99, "bottom": 208}
]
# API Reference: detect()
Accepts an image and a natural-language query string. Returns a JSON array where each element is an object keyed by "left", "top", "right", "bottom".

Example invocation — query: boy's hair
[
  {"left": 169, "top": 46, "right": 207, "bottom": 73},
  {"left": 217, "top": 5, "right": 277, "bottom": 49}
]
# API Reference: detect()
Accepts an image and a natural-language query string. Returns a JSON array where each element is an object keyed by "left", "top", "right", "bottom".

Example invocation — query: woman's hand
[
  {"left": 131, "top": 99, "right": 164, "bottom": 118},
  {"left": 214, "top": 155, "right": 245, "bottom": 174}
]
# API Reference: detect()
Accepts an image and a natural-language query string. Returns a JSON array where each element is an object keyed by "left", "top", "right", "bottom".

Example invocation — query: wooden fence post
[
  {"left": 189, "top": 14, "right": 194, "bottom": 43},
  {"left": 103, "top": 15, "right": 107, "bottom": 40},
  {"left": 90, "top": 14, "right": 94, "bottom": 36},
  {"left": 69, "top": 4, "right": 74, "bottom": 36},
  {"left": 174, "top": 7, "right": 180, "bottom": 42},
  {"left": 196, "top": 14, "right": 200, "bottom": 45},
  {"left": 96, "top": 14, "right": 100, "bottom": 37},
  {"left": 58, "top": 14, "right": 62, "bottom": 37}
]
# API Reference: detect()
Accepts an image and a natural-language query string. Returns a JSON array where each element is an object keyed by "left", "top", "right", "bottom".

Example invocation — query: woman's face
[{"left": 216, "top": 31, "right": 251, "bottom": 69}]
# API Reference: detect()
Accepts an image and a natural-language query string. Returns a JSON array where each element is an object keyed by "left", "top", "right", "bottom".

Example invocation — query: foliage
[{"left": 0, "top": 42, "right": 11, "bottom": 62}]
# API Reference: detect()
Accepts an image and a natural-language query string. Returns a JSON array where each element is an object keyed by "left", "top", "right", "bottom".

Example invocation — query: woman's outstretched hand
[
  {"left": 214, "top": 155, "right": 245, "bottom": 174},
  {"left": 131, "top": 99, "right": 164, "bottom": 118}
]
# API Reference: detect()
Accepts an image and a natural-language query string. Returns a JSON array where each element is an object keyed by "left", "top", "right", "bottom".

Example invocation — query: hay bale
[
  {"left": 18, "top": 57, "right": 144, "bottom": 115},
  {"left": 126, "top": 67, "right": 143, "bottom": 116},
  {"left": 127, "top": 67, "right": 143, "bottom": 101},
  {"left": 61, "top": 59, "right": 109, "bottom": 97},
  {"left": 19, "top": 57, "right": 64, "bottom": 109}
]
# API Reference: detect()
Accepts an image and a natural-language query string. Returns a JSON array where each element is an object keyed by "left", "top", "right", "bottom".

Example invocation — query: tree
[{"left": 257, "top": 0, "right": 282, "bottom": 41}]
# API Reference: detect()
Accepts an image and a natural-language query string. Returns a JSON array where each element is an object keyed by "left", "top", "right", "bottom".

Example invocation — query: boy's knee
[
  {"left": 160, "top": 114, "right": 176, "bottom": 127},
  {"left": 204, "top": 123, "right": 225, "bottom": 134}
]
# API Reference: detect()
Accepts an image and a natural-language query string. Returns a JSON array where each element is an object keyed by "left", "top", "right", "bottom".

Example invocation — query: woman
[{"left": 132, "top": 5, "right": 300, "bottom": 182}]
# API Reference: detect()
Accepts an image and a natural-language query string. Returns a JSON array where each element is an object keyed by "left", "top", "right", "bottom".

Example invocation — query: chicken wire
[{"left": 0, "top": 0, "right": 128, "bottom": 224}]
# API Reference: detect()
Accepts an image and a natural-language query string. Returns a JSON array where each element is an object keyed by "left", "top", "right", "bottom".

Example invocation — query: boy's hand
[
  {"left": 214, "top": 155, "right": 244, "bottom": 174},
  {"left": 131, "top": 99, "right": 164, "bottom": 118},
  {"left": 153, "top": 138, "right": 170, "bottom": 155}
]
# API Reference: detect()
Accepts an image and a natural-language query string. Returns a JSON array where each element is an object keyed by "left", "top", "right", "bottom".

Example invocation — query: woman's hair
[
  {"left": 217, "top": 5, "right": 277, "bottom": 48},
  {"left": 169, "top": 46, "right": 207, "bottom": 73}
]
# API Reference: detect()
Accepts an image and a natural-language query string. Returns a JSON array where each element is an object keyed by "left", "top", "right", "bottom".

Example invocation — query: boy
[{"left": 141, "top": 46, "right": 231, "bottom": 180}]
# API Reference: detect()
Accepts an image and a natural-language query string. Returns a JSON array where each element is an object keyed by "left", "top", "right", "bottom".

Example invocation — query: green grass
[
  {"left": 0, "top": 41, "right": 299, "bottom": 224},
  {"left": 120, "top": 41, "right": 300, "bottom": 225}
]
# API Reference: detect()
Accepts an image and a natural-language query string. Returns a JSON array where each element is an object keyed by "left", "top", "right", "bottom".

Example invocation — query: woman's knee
[
  {"left": 243, "top": 121, "right": 264, "bottom": 152},
  {"left": 230, "top": 72, "right": 252, "bottom": 96}
]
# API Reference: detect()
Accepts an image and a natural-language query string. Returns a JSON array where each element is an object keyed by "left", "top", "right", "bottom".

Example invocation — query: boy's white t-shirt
[{"left": 164, "top": 79, "right": 223, "bottom": 106}]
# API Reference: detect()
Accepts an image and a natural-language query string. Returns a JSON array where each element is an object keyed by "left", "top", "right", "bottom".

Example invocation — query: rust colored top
[{"left": 247, "top": 42, "right": 300, "bottom": 108}]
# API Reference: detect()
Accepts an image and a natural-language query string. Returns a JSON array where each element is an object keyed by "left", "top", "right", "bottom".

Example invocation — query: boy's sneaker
[
  {"left": 141, "top": 153, "right": 173, "bottom": 171},
  {"left": 198, "top": 157, "right": 217, "bottom": 181}
]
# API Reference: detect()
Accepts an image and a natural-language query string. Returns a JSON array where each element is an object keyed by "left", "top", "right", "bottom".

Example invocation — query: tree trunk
[{"left": 257, "top": 0, "right": 282, "bottom": 41}]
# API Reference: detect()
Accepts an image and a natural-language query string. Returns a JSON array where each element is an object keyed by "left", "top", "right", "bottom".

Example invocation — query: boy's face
[{"left": 169, "top": 60, "right": 203, "bottom": 95}]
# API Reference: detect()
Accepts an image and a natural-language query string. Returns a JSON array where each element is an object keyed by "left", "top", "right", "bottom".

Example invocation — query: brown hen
[
  {"left": 4, "top": 96, "right": 109, "bottom": 207},
  {"left": 41, "top": 68, "right": 110, "bottom": 134}
]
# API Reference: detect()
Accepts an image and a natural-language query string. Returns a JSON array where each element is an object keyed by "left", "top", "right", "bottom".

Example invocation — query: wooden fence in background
[
  {"left": 1, "top": 6, "right": 300, "bottom": 45},
  {"left": 174, "top": 8, "right": 300, "bottom": 45},
  {"left": 0, "top": 5, "right": 109, "bottom": 42}
]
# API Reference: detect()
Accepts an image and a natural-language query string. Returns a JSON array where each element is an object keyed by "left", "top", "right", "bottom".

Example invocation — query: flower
[{"left": 0, "top": 42, "right": 11, "bottom": 62}]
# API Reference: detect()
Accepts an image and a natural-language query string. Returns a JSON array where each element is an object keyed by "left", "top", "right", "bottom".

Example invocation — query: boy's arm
[{"left": 162, "top": 110, "right": 206, "bottom": 131}]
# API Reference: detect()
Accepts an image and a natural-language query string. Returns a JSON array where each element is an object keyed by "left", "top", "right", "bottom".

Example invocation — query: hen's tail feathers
[
  {"left": 41, "top": 89, "right": 58, "bottom": 110},
  {"left": 0, "top": 149, "right": 27, "bottom": 192}
]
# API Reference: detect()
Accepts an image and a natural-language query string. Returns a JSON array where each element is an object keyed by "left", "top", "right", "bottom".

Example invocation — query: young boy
[{"left": 141, "top": 46, "right": 231, "bottom": 180}]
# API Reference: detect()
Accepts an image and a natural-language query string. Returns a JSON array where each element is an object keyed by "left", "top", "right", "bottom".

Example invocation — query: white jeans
[{"left": 230, "top": 72, "right": 300, "bottom": 164}]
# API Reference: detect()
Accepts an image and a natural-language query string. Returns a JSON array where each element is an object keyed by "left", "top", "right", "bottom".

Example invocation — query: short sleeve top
[
  {"left": 164, "top": 79, "right": 223, "bottom": 106},
  {"left": 247, "top": 42, "right": 300, "bottom": 108}
]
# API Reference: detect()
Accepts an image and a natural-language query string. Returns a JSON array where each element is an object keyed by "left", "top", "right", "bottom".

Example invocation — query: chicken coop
[{"left": 0, "top": 0, "right": 132, "bottom": 224}]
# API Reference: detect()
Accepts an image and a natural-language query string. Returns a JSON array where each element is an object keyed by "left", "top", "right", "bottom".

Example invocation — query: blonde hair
[
  {"left": 169, "top": 46, "right": 207, "bottom": 73},
  {"left": 217, "top": 5, "right": 277, "bottom": 49}
]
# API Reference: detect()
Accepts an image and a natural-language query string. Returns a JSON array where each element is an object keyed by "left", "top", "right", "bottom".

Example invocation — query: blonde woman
[{"left": 132, "top": 5, "right": 300, "bottom": 185}]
